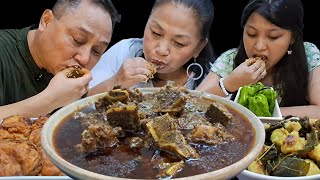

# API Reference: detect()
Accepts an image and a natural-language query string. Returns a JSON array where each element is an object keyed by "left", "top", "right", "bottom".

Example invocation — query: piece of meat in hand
[{"left": 65, "top": 65, "right": 89, "bottom": 78}]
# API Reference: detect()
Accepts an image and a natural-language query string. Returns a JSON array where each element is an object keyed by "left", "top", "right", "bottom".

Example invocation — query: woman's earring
[
  {"left": 186, "top": 58, "right": 203, "bottom": 80},
  {"left": 287, "top": 44, "right": 293, "bottom": 55}
]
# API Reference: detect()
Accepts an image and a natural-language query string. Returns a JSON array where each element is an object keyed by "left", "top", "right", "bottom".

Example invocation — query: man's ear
[
  {"left": 38, "top": 9, "right": 54, "bottom": 31},
  {"left": 194, "top": 38, "right": 208, "bottom": 58}
]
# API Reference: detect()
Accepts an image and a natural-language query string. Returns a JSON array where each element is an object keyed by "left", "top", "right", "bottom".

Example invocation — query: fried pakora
[{"left": 0, "top": 115, "right": 64, "bottom": 176}]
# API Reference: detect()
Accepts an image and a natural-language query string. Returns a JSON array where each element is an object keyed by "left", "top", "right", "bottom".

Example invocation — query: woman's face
[
  {"left": 243, "top": 12, "right": 293, "bottom": 70},
  {"left": 143, "top": 3, "right": 207, "bottom": 74}
]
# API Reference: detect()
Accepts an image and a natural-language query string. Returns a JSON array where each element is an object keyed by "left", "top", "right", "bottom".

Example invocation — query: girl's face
[
  {"left": 143, "top": 3, "right": 207, "bottom": 74},
  {"left": 243, "top": 12, "right": 293, "bottom": 70}
]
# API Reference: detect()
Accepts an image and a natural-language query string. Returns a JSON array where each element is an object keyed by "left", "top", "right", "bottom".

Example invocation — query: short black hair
[{"left": 52, "top": 0, "right": 121, "bottom": 30}]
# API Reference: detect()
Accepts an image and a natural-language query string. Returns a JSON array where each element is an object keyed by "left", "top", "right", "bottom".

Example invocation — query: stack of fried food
[{"left": 0, "top": 115, "right": 64, "bottom": 176}]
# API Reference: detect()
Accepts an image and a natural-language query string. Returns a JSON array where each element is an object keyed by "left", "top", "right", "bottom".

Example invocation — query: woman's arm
[
  {"left": 280, "top": 66, "right": 320, "bottom": 119},
  {"left": 196, "top": 72, "right": 228, "bottom": 97},
  {"left": 88, "top": 57, "right": 153, "bottom": 96}
]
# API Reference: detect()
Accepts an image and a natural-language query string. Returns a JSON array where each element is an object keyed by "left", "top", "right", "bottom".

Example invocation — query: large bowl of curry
[{"left": 41, "top": 84, "right": 265, "bottom": 180}]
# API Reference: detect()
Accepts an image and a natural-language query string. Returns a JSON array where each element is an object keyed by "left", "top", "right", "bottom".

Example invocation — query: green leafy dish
[{"left": 238, "top": 117, "right": 320, "bottom": 179}]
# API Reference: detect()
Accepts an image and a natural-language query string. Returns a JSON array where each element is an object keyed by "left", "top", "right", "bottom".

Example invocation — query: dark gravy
[{"left": 53, "top": 92, "right": 255, "bottom": 179}]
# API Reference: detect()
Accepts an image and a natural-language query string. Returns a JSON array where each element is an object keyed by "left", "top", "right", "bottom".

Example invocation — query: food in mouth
[
  {"left": 143, "top": 62, "right": 158, "bottom": 82},
  {"left": 246, "top": 55, "right": 268, "bottom": 66},
  {"left": 150, "top": 59, "right": 166, "bottom": 69},
  {"left": 65, "top": 66, "right": 88, "bottom": 78}
]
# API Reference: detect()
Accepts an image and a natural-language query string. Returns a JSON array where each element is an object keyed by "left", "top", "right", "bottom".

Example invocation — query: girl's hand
[{"left": 225, "top": 59, "right": 267, "bottom": 92}]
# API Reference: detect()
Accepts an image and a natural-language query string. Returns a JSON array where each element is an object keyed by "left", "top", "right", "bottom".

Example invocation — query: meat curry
[{"left": 53, "top": 83, "right": 255, "bottom": 179}]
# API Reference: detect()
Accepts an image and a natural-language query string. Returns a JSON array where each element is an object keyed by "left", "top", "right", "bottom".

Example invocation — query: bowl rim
[{"left": 41, "top": 88, "right": 266, "bottom": 180}]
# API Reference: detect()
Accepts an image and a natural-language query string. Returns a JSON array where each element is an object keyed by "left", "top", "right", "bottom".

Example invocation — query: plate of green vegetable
[{"left": 234, "top": 82, "right": 282, "bottom": 122}]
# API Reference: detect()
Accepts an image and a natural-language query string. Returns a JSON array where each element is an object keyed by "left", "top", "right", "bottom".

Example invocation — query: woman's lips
[
  {"left": 253, "top": 55, "right": 268, "bottom": 62},
  {"left": 150, "top": 59, "right": 166, "bottom": 69}
]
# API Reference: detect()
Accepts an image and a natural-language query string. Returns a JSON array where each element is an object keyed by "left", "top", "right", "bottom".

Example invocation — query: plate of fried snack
[{"left": 0, "top": 115, "right": 70, "bottom": 179}]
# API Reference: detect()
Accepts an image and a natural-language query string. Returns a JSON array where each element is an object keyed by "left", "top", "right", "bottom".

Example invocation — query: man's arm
[
  {"left": 0, "top": 70, "right": 92, "bottom": 119},
  {"left": 0, "top": 91, "right": 57, "bottom": 118}
]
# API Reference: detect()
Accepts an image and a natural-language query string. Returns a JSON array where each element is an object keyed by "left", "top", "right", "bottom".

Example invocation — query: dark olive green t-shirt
[{"left": 0, "top": 25, "right": 53, "bottom": 106}]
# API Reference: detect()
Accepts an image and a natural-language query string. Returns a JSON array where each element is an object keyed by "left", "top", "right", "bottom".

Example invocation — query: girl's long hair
[{"left": 234, "top": 0, "right": 308, "bottom": 106}]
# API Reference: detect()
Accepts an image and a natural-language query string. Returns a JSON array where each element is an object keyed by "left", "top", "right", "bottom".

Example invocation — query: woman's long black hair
[
  {"left": 151, "top": 0, "right": 216, "bottom": 89},
  {"left": 234, "top": 0, "right": 309, "bottom": 106}
]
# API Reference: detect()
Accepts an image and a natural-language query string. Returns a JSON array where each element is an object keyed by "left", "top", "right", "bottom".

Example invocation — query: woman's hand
[
  {"left": 111, "top": 57, "right": 154, "bottom": 88},
  {"left": 224, "top": 59, "right": 267, "bottom": 92},
  {"left": 42, "top": 69, "right": 92, "bottom": 109}
]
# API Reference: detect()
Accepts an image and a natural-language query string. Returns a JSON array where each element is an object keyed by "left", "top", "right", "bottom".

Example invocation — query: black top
[{"left": 0, "top": 25, "right": 53, "bottom": 106}]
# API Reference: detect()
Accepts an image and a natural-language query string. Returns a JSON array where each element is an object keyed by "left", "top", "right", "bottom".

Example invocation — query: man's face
[{"left": 36, "top": 0, "right": 113, "bottom": 74}]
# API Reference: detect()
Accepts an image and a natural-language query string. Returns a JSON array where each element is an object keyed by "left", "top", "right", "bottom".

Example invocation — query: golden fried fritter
[
  {"left": 0, "top": 140, "right": 42, "bottom": 175},
  {"left": 0, "top": 115, "right": 64, "bottom": 176},
  {"left": 0, "top": 149, "right": 22, "bottom": 176},
  {"left": 0, "top": 115, "right": 32, "bottom": 138},
  {"left": 39, "top": 149, "right": 65, "bottom": 176}
]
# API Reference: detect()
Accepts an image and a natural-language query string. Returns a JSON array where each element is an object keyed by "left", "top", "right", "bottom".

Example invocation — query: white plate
[
  {"left": 234, "top": 87, "right": 282, "bottom": 122},
  {"left": 0, "top": 177, "right": 71, "bottom": 180},
  {"left": 237, "top": 169, "right": 320, "bottom": 180}
]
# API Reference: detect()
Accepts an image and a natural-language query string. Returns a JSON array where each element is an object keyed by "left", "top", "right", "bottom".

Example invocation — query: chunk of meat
[
  {"left": 146, "top": 114, "right": 178, "bottom": 141},
  {"left": 143, "top": 62, "right": 157, "bottom": 82},
  {"left": 153, "top": 85, "right": 187, "bottom": 114},
  {"left": 158, "top": 131, "right": 199, "bottom": 159},
  {"left": 205, "top": 102, "right": 234, "bottom": 126},
  {"left": 107, "top": 103, "right": 140, "bottom": 131},
  {"left": 81, "top": 123, "right": 121, "bottom": 152},
  {"left": 246, "top": 55, "right": 268, "bottom": 66},
  {"left": 146, "top": 114, "right": 199, "bottom": 159},
  {"left": 177, "top": 113, "right": 211, "bottom": 130},
  {"left": 156, "top": 160, "right": 184, "bottom": 178},
  {"left": 65, "top": 65, "right": 89, "bottom": 78},
  {"left": 95, "top": 89, "right": 130, "bottom": 112},
  {"left": 187, "top": 125, "right": 234, "bottom": 145}
]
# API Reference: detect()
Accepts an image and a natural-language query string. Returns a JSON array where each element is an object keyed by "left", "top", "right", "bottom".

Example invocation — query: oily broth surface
[{"left": 53, "top": 93, "right": 255, "bottom": 179}]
